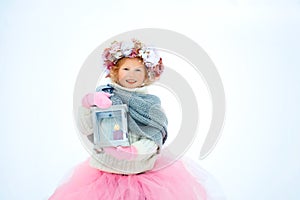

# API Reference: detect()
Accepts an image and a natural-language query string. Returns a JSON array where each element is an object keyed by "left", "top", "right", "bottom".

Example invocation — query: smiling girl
[{"left": 49, "top": 39, "right": 220, "bottom": 200}]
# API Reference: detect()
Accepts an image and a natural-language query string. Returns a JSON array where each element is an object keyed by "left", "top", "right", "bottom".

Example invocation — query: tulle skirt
[{"left": 49, "top": 156, "right": 224, "bottom": 200}]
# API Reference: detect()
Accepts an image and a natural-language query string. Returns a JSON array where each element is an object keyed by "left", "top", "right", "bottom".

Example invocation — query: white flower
[
  {"left": 139, "top": 48, "right": 160, "bottom": 65},
  {"left": 146, "top": 49, "right": 160, "bottom": 64},
  {"left": 121, "top": 41, "right": 134, "bottom": 56},
  {"left": 113, "top": 50, "right": 123, "bottom": 60},
  {"left": 121, "top": 40, "right": 134, "bottom": 50},
  {"left": 138, "top": 48, "right": 148, "bottom": 60}
]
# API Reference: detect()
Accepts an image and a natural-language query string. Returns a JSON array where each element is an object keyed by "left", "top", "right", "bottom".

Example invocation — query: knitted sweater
[
  {"left": 78, "top": 84, "right": 168, "bottom": 174},
  {"left": 89, "top": 137, "right": 158, "bottom": 174}
]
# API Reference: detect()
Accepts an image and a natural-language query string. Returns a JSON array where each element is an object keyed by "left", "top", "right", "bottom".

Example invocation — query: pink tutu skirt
[{"left": 49, "top": 157, "right": 223, "bottom": 200}]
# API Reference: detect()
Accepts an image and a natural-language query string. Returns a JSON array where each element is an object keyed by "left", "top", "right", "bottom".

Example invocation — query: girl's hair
[{"left": 109, "top": 57, "right": 153, "bottom": 86}]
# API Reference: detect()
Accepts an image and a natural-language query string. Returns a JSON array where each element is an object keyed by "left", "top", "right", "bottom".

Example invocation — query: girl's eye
[
  {"left": 135, "top": 69, "right": 141, "bottom": 72},
  {"left": 122, "top": 68, "right": 129, "bottom": 71}
]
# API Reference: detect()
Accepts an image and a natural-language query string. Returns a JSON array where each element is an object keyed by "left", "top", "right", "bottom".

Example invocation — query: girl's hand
[{"left": 82, "top": 92, "right": 112, "bottom": 109}]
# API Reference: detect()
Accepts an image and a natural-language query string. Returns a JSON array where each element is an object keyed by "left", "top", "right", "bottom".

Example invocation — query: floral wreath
[{"left": 102, "top": 38, "right": 164, "bottom": 80}]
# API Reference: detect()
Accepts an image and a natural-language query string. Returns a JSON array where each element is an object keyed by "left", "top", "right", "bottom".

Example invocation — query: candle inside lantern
[{"left": 113, "top": 124, "right": 123, "bottom": 140}]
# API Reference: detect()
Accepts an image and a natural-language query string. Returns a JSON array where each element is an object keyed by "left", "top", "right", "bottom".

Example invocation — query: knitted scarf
[{"left": 97, "top": 84, "right": 168, "bottom": 148}]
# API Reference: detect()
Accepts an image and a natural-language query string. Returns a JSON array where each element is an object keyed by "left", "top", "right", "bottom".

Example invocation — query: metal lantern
[{"left": 91, "top": 104, "right": 129, "bottom": 149}]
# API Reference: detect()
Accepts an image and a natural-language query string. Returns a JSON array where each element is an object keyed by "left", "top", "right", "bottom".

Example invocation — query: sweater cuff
[{"left": 131, "top": 138, "right": 158, "bottom": 160}]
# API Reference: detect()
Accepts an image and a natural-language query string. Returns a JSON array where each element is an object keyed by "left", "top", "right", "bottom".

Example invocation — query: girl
[{"left": 49, "top": 39, "right": 220, "bottom": 200}]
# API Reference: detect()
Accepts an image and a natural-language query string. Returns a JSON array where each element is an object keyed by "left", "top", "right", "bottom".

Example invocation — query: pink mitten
[
  {"left": 82, "top": 92, "right": 112, "bottom": 108},
  {"left": 104, "top": 146, "right": 138, "bottom": 160}
]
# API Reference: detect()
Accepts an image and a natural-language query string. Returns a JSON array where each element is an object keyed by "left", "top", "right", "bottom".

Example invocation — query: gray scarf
[{"left": 97, "top": 84, "right": 168, "bottom": 148}]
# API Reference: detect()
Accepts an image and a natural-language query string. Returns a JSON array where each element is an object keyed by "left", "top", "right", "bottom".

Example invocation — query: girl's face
[{"left": 117, "top": 58, "right": 147, "bottom": 88}]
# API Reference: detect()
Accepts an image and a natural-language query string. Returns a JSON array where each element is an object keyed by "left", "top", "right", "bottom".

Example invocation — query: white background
[{"left": 1, "top": 0, "right": 300, "bottom": 199}]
